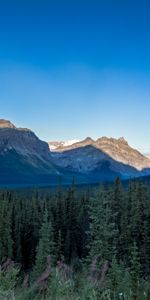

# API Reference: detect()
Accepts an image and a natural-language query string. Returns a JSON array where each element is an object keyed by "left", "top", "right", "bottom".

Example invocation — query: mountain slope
[{"left": 0, "top": 119, "right": 61, "bottom": 184}]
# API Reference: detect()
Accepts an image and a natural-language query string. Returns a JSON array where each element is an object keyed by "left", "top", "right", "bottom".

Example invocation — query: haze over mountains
[{"left": 0, "top": 119, "right": 150, "bottom": 185}]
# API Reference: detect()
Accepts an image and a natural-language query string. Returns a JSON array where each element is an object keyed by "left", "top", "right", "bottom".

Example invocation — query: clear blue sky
[{"left": 0, "top": 0, "right": 150, "bottom": 152}]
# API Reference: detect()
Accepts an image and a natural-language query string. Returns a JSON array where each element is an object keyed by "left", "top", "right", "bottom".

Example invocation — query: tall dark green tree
[
  {"left": 89, "top": 187, "right": 117, "bottom": 261},
  {"left": 32, "top": 209, "right": 55, "bottom": 280},
  {"left": 130, "top": 241, "right": 141, "bottom": 300}
]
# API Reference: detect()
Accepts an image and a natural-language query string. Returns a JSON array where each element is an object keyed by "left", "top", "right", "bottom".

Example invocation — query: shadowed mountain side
[
  {"left": 51, "top": 145, "right": 150, "bottom": 182},
  {"left": 0, "top": 145, "right": 144, "bottom": 185},
  {"left": 0, "top": 148, "right": 57, "bottom": 184},
  {"left": 0, "top": 148, "right": 91, "bottom": 185}
]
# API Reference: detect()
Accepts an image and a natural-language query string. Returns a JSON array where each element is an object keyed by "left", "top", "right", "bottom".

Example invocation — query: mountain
[
  {"left": 49, "top": 136, "right": 150, "bottom": 180},
  {"left": 0, "top": 119, "right": 62, "bottom": 184}
]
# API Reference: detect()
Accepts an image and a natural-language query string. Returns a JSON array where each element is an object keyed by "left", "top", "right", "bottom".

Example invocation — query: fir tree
[
  {"left": 32, "top": 209, "right": 55, "bottom": 280},
  {"left": 130, "top": 242, "right": 141, "bottom": 300}
]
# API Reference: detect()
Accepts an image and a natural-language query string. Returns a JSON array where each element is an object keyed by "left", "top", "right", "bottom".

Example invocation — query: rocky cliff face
[
  {"left": 0, "top": 120, "right": 51, "bottom": 161},
  {"left": 0, "top": 122, "right": 50, "bottom": 160},
  {"left": 0, "top": 119, "right": 16, "bottom": 129},
  {"left": 0, "top": 120, "right": 61, "bottom": 184},
  {"left": 95, "top": 137, "right": 150, "bottom": 171}
]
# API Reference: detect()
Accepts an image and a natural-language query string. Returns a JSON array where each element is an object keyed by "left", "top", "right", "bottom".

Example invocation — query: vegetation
[{"left": 0, "top": 178, "right": 150, "bottom": 299}]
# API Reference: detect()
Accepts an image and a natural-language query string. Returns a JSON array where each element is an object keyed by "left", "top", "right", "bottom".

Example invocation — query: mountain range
[{"left": 0, "top": 119, "right": 150, "bottom": 185}]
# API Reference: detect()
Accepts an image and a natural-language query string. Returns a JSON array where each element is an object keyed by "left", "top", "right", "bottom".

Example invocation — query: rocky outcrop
[{"left": 0, "top": 119, "right": 16, "bottom": 129}]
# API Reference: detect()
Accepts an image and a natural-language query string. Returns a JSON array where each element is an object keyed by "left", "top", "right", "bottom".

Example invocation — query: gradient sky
[{"left": 0, "top": 0, "right": 150, "bottom": 152}]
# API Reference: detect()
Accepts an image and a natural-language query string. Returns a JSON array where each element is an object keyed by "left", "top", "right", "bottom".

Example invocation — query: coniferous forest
[{"left": 0, "top": 178, "right": 150, "bottom": 299}]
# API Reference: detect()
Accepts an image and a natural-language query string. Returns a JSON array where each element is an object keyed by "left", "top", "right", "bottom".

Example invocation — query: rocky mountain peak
[
  {"left": 0, "top": 119, "right": 34, "bottom": 133},
  {"left": 83, "top": 137, "right": 95, "bottom": 143},
  {"left": 118, "top": 137, "right": 128, "bottom": 144},
  {"left": 96, "top": 136, "right": 110, "bottom": 143},
  {"left": 0, "top": 119, "right": 16, "bottom": 129},
  {"left": 96, "top": 136, "right": 128, "bottom": 145}
]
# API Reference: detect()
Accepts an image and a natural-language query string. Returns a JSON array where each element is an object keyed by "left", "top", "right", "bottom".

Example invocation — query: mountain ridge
[{"left": 49, "top": 136, "right": 150, "bottom": 172}]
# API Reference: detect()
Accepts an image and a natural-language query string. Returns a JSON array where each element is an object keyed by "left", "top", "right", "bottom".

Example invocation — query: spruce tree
[
  {"left": 89, "top": 186, "right": 117, "bottom": 261},
  {"left": 32, "top": 209, "right": 55, "bottom": 280},
  {"left": 130, "top": 242, "right": 140, "bottom": 300}
]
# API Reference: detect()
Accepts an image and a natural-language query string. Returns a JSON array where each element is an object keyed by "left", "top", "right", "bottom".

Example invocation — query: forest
[{"left": 0, "top": 178, "right": 150, "bottom": 300}]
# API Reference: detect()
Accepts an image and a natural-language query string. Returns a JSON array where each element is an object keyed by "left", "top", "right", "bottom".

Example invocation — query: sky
[{"left": 0, "top": 0, "right": 150, "bottom": 153}]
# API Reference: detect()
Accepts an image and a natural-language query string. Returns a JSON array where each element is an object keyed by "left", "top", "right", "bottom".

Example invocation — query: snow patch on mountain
[
  {"left": 63, "top": 139, "right": 80, "bottom": 146},
  {"left": 49, "top": 140, "right": 80, "bottom": 151}
]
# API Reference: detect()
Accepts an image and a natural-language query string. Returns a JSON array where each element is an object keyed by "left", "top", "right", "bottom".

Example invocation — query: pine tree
[
  {"left": 56, "top": 229, "right": 63, "bottom": 262},
  {"left": 64, "top": 184, "right": 79, "bottom": 262},
  {"left": 130, "top": 242, "right": 141, "bottom": 300},
  {"left": 32, "top": 209, "right": 55, "bottom": 280},
  {"left": 111, "top": 177, "right": 123, "bottom": 260},
  {"left": 0, "top": 195, "right": 13, "bottom": 260},
  {"left": 89, "top": 186, "right": 117, "bottom": 261}
]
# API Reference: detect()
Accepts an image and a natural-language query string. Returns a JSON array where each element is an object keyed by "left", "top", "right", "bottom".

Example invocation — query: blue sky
[{"left": 0, "top": 0, "right": 150, "bottom": 152}]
